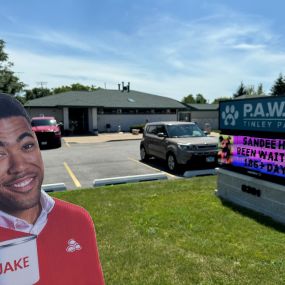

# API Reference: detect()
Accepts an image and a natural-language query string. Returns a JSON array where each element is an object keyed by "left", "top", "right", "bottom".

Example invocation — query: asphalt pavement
[{"left": 42, "top": 132, "right": 219, "bottom": 191}]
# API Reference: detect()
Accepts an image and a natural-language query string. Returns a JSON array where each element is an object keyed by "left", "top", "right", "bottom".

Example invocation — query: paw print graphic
[
  {"left": 66, "top": 239, "right": 82, "bottom": 252},
  {"left": 222, "top": 105, "right": 239, "bottom": 126}
]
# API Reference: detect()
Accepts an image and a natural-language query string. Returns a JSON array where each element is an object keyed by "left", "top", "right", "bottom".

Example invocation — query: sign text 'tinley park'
[{"left": 219, "top": 95, "right": 285, "bottom": 133}]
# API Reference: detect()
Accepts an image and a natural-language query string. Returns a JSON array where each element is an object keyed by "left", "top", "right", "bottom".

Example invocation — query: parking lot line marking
[
  {"left": 64, "top": 140, "right": 71, "bottom": 147},
  {"left": 128, "top": 157, "right": 176, "bottom": 179},
  {"left": 63, "top": 162, "right": 81, "bottom": 187}
]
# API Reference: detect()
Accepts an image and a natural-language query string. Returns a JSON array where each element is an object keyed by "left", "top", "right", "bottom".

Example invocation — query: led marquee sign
[{"left": 224, "top": 135, "right": 285, "bottom": 181}]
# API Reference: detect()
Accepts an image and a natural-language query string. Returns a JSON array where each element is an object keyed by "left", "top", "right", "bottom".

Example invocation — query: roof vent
[
  {"left": 121, "top": 82, "right": 130, "bottom": 92},
  {"left": 128, "top": 98, "right": 135, "bottom": 103}
]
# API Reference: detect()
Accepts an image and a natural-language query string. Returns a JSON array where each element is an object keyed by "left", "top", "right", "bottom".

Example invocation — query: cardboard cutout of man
[{"left": 0, "top": 93, "right": 105, "bottom": 284}]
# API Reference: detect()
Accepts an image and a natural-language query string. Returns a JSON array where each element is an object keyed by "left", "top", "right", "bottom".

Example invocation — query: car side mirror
[{"left": 157, "top": 132, "right": 167, "bottom": 138}]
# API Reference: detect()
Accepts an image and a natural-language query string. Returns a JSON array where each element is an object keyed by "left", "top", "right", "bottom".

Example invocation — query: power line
[{"left": 36, "top": 81, "right": 48, "bottom": 88}]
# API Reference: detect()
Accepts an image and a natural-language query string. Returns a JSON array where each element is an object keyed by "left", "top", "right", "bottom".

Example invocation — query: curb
[
  {"left": 42, "top": 183, "right": 67, "bottom": 192},
  {"left": 93, "top": 173, "right": 168, "bottom": 187},
  {"left": 183, "top": 169, "right": 217, "bottom": 178},
  {"left": 106, "top": 138, "right": 143, "bottom": 143}
]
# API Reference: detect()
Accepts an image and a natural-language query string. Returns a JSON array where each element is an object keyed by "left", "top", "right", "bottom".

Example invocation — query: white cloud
[
  {"left": 5, "top": 5, "right": 285, "bottom": 102},
  {"left": 232, "top": 43, "right": 266, "bottom": 50}
]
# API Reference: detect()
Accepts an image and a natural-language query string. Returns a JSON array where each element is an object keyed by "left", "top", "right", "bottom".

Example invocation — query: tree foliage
[
  {"left": 15, "top": 94, "right": 27, "bottom": 104},
  {"left": 53, "top": 83, "right": 97, "bottom": 94},
  {"left": 271, "top": 73, "right": 285, "bottom": 96},
  {"left": 195, "top": 93, "right": 207, "bottom": 104},
  {"left": 211, "top": 97, "right": 232, "bottom": 104},
  {"left": 24, "top": 83, "right": 98, "bottom": 102},
  {"left": 0, "top": 40, "right": 25, "bottom": 94},
  {"left": 25, "top": 87, "right": 52, "bottom": 101},
  {"left": 256, "top": 83, "right": 265, "bottom": 96},
  {"left": 233, "top": 82, "right": 247, "bottom": 98},
  {"left": 245, "top": 85, "right": 256, "bottom": 97},
  {"left": 232, "top": 82, "right": 267, "bottom": 99},
  {"left": 182, "top": 93, "right": 207, "bottom": 104},
  {"left": 181, "top": 94, "right": 195, "bottom": 104}
]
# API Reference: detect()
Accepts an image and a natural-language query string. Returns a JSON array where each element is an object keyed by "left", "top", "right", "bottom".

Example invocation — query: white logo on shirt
[{"left": 66, "top": 239, "right": 82, "bottom": 252}]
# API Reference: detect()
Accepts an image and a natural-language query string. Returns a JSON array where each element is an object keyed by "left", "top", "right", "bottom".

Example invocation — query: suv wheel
[
  {"left": 167, "top": 153, "right": 179, "bottom": 172},
  {"left": 140, "top": 146, "right": 149, "bottom": 161}
]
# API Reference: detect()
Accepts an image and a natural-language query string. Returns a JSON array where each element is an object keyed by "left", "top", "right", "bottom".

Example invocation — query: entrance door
[
  {"left": 178, "top": 111, "right": 191, "bottom": 122},
  {"left": 69, "top": 108, "right": 89, "bottom": 134}
]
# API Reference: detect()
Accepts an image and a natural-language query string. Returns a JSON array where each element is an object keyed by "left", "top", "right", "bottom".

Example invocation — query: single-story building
[
  {"left": 24, "top": 87, "right": 188, "bottom": 133},
  {"left": 178, "top": 103, "right": 219, "bottom": 131}
]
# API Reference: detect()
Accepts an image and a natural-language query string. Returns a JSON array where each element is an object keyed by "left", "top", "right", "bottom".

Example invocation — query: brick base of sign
[{"left": 216, "top": 168, "right": 285, "bottom": 224}]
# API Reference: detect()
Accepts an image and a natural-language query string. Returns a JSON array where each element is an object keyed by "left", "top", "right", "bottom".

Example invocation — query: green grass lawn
[{"left": 52, "top": 177, "right": 285, "bottom": 285}]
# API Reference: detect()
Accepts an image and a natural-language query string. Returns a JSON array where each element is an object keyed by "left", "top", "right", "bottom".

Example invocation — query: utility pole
[{"left": 36, "top": 81, "right": 48, "bottom": 89}]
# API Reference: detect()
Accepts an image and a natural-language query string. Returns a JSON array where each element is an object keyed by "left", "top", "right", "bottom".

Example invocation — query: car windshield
[
  {"left": 166, "top": 124, "right": 205, "bottom": 138},
  {"left": 31, "top": 119, "right": 57, "bottom": 126}
]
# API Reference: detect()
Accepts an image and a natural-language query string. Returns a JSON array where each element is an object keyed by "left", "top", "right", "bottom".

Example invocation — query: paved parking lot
[
  {"left": 41, "top": 132, "right": 218, "bottom": 190},
  {"left": 41, "top": 139, "right": 175, "bottom": 190}
]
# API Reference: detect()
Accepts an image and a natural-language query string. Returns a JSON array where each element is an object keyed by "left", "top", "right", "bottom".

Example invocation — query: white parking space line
[{"left": 128, "top": 157, "right": 177, "bottom": 179}]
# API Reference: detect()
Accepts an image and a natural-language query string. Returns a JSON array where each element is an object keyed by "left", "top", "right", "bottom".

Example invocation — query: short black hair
[{"left": 0, "top": 93, "right": 30, "bottom": 123}]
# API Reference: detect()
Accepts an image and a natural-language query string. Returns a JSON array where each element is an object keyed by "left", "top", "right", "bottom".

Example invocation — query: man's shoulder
[{"left": 51, "top": 198, "right": 93, "bottom": 223}]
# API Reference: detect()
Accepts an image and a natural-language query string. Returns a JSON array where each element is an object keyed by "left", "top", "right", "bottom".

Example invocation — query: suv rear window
[
  {"left": 146, "top": 125, "right": 157, "bottom": 134},
  {"left": 146, "top": 125, "right": 167, "bottom": 135},
  {"left": 166, "top": 124, "right": 204, "bottom": 138},
  {"left": 31, "top": 119, "right": 57, "bottom": 126}
]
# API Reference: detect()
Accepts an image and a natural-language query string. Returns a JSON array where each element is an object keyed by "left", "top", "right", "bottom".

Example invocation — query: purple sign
[{"left": 232, "top": 136, "right": 285, "bottom": 178}]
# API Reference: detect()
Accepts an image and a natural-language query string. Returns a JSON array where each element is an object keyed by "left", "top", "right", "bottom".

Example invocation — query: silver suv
[{"left": 140, "top": 121, "right": 218, "bottom": 172}]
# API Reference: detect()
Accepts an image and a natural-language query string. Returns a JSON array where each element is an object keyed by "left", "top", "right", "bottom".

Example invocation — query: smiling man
[{"left": 0, "top": 93, "right": 105, "bottom": 284}]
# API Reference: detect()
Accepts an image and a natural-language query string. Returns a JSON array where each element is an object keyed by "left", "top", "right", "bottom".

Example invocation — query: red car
[{"left": 31, "top": 116, "right": 62, "bottom": 148}]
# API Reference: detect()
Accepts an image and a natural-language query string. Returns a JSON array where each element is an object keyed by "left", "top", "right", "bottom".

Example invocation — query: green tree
[
  {"left": 271, "top": 73, "right": 285, "bottom": 96},
  {"left": 15, "top": 94, "right": 27, "bottom": 104},
  {"left": 25, "top": 87, "right": 52, "bottom": 101},
  {"left": 0, "top": 40, "right": 25, "bottom": 94},
  {"left": 195, "top": 93, "right": 207, "bottom": 104},
  {"left": 245, "top": 85, "right": 256, "bottom": 97},
  {"left": 256, "top": 83, "right": 265, "bottom": 96},
  {"left": 53, "top": 83, "right": 97, "bottom": 94},
  {"left": 211, "top": 97, "right": 232, "bottom": 104},
  {"left": 233, "top": 82, "right": 247, "bottom": 98},
  {"left": 181, "top": 94, "right": 195, "bottom": 104}
]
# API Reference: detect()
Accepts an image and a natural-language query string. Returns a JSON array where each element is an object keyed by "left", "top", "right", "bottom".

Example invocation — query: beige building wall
[
  {"left": 25, "top": 107, "right": 180, "bottom": 133},
  {"left": 98, "top": 114, "right": 177, "bottom": 132},
  {"left": 25, "top": 107, "right": 63, "bottom": 122},
  {"left": 190, "top": 111, "right": 218, "bottom": 130}
]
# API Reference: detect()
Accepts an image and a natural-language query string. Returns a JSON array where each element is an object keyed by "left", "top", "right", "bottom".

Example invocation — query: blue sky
[{"left": 1, "top": 0, "right": 285, "bottom": 102}]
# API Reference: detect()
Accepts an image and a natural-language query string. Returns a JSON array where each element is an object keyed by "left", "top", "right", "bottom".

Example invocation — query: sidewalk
[
  {"left": 63, "top": 132, "right": 219, "bottom": 144},
  {"left": 63, "top": 132, "right": 143, "bottom": 144}
]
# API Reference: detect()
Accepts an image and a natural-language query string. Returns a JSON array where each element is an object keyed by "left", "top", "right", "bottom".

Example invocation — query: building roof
[
  {"left": 25, "top": 89, "right": 187, "bottom": 109},
  {"left": 184, "top": 103, "right": 219, "bottom": 111}
]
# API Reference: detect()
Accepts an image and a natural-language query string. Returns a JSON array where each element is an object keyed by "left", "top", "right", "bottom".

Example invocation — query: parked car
[
  {"left": 140, "top": 121, "right": 218, "bottom": 172},
  {"left": 31, "top": 116, "right": 62, "bottom": 148}
]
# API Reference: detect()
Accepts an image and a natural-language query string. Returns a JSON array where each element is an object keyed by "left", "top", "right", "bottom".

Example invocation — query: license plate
[
  {"left": 41, "top": 141, "right": 48, "bottom": 145},
  {"left": 206, "top": 156, "right": 215, "bottom": 162}
]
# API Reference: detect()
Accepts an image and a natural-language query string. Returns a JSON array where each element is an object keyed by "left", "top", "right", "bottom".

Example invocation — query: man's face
[{"left": 0, "top": 116, "right": 44, "bottom": 216}]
